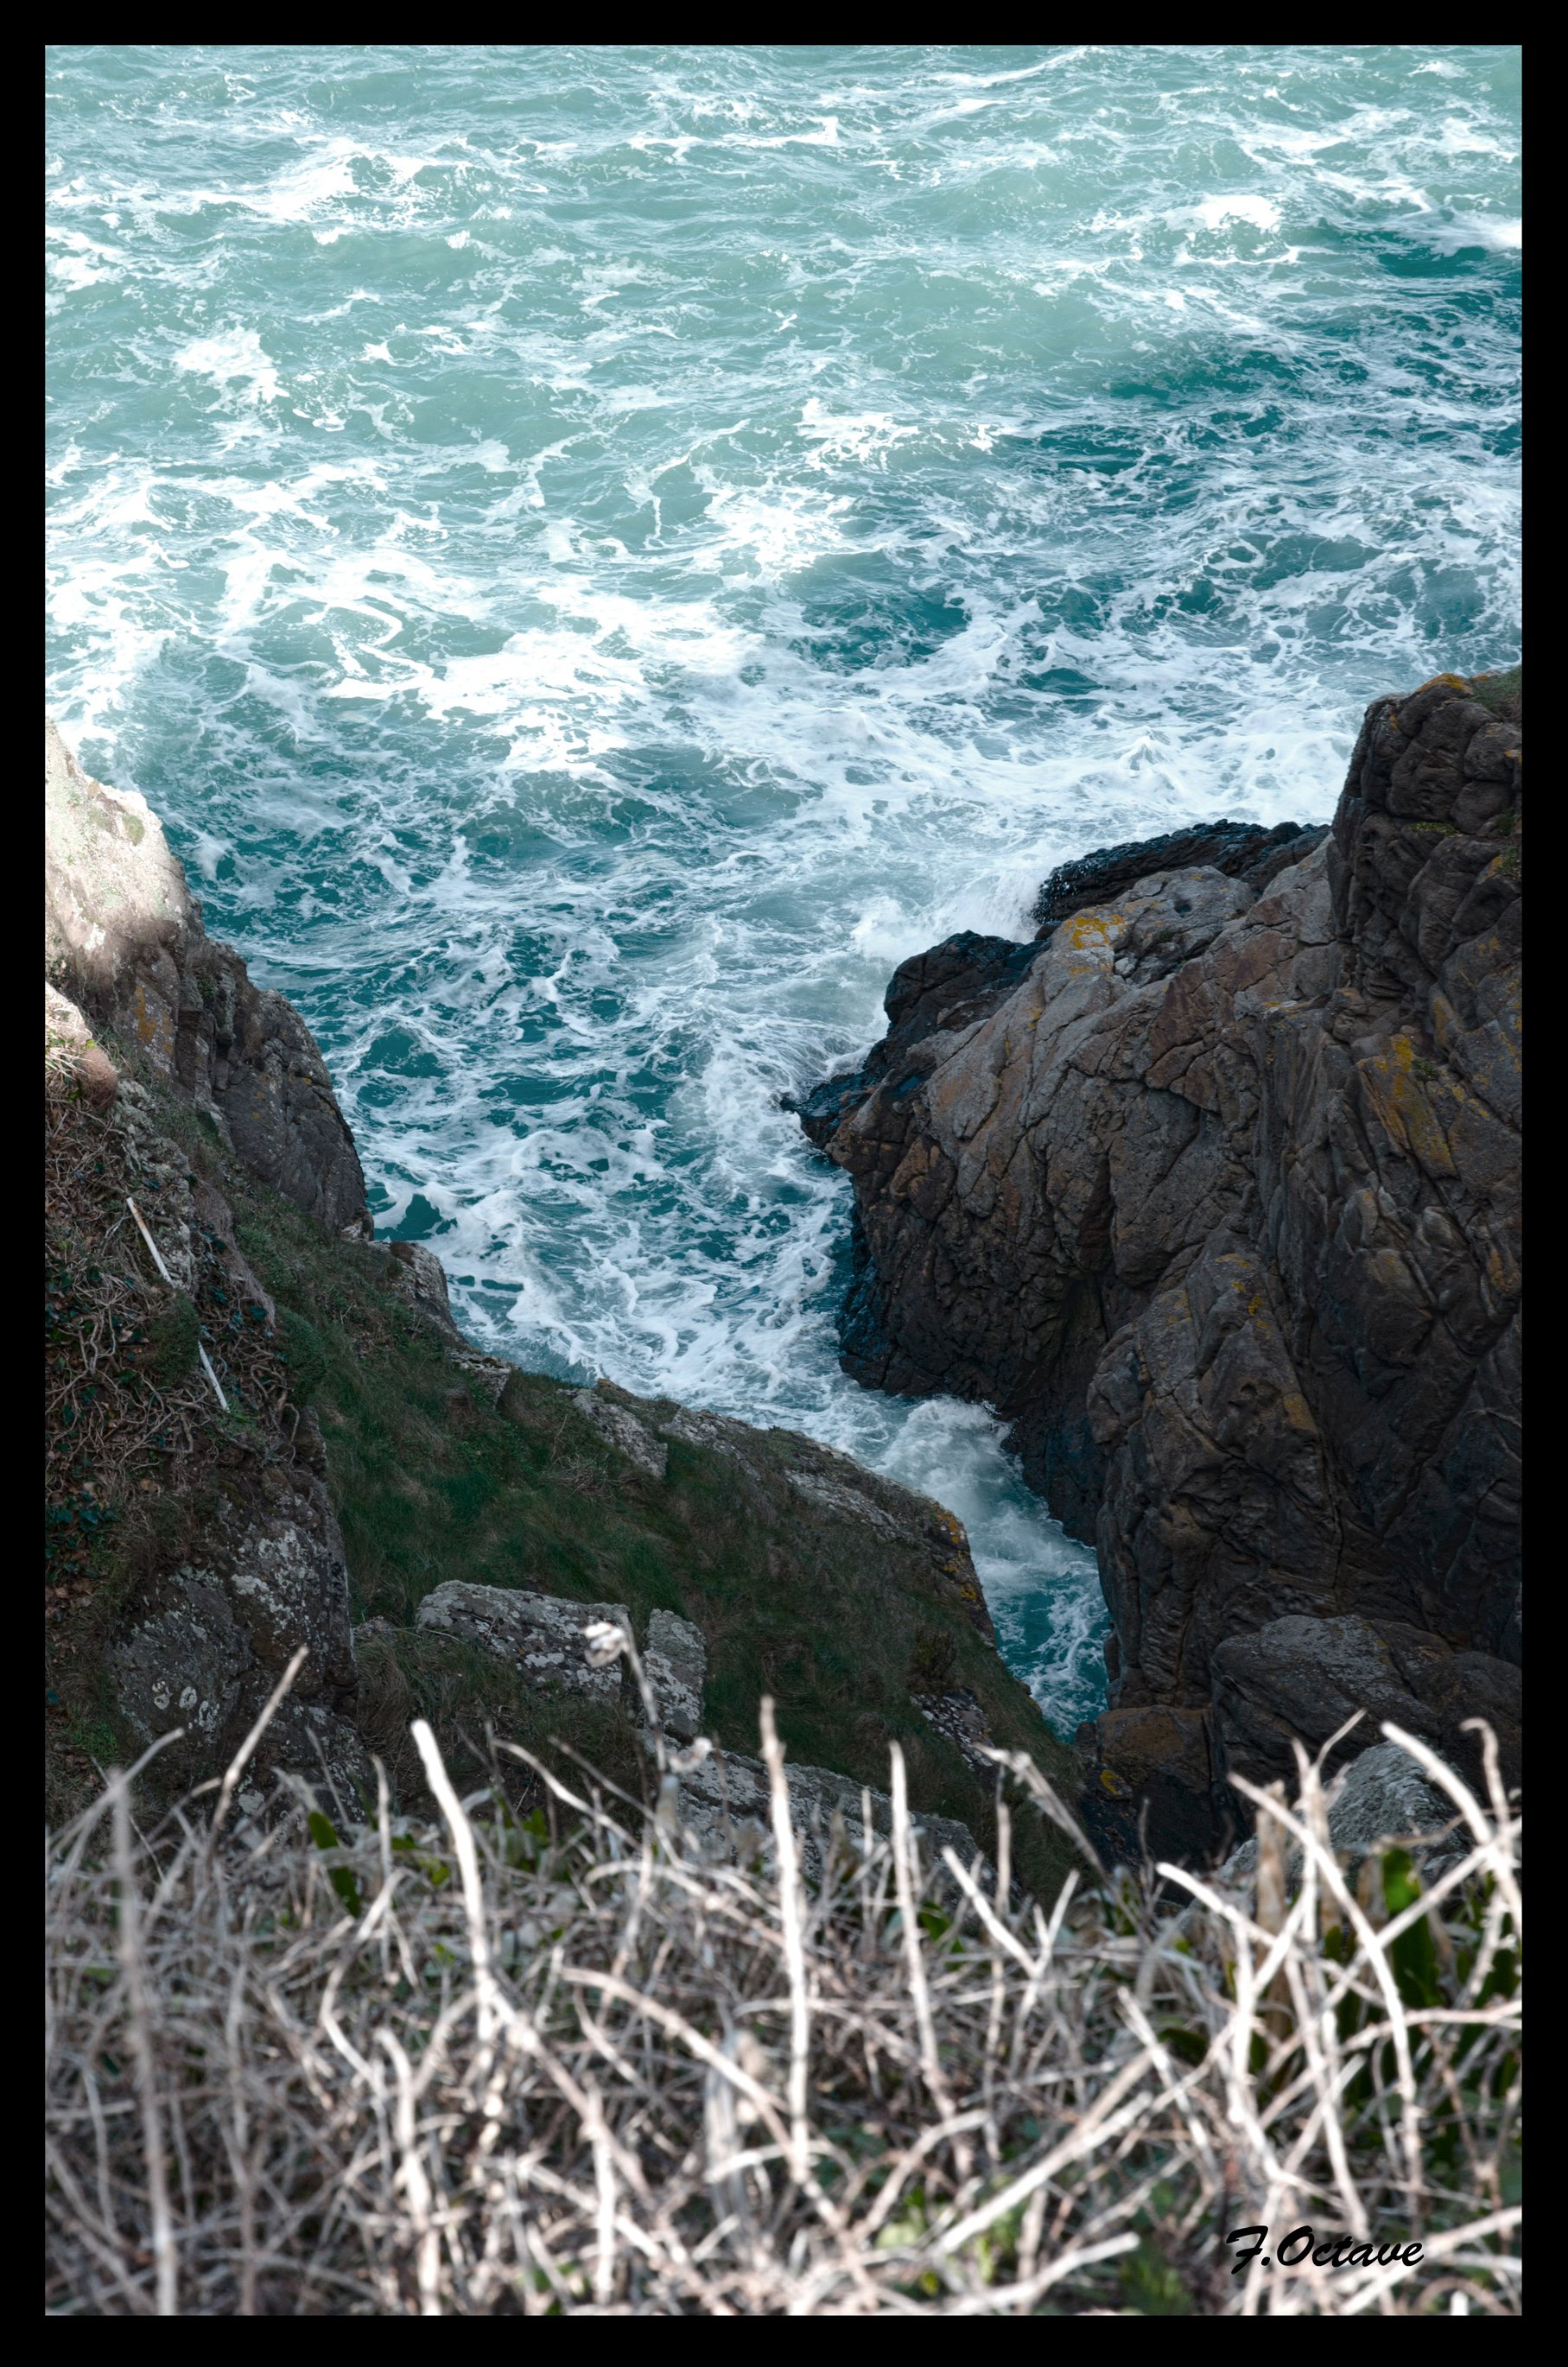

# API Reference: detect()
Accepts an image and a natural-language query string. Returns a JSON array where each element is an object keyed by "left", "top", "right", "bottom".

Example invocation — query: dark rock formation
[
  {"left": 796, "top": 825, "right": 1330, "bottom": 1162},
  {"left": 45, "top": 720, "right": 375, "bottom": 1814},
  {"left": 47, "top": 720, "right": 1039, "bottom": 1859},
  {"left": 45, "top": 720, "right": 368, "bottom": 1235},
  {"left": 803, "top": 672, "right": 1520, "bottom": 1860},
  {"left": 47, "top": 1004, "right": 375, "bottom": 1816},
  {"left": 795, "top": 931, "right": 1040, "bottom": 1151},
  {"left": 1031, "top": 818, "right": 1329, "bottom": 934}
]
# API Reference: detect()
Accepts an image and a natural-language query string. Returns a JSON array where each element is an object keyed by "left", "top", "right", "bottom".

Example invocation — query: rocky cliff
[
  {"left": 45, "top": 723, "right": 1068, "bottom": 1890},
  {"left": 46, "top": 721, "right": 368, "bottom": 1234},
  {"left": 802, "top": 673, "right": 1521, "bottom": 1860}
]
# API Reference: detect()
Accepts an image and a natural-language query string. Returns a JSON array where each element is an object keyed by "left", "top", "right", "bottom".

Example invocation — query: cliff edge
[
  {"left": 44, "top": 722, "right": 1069, "bottom": 1890},
  {"left": 803, "top": 672, "right": 1521, "bottom": 1859}
]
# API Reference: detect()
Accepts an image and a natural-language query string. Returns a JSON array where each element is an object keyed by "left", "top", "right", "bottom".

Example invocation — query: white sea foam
[
  {"left": 46, "top": 43, "right": 1520, "bottom": 1733},
  {"left": 1194, "top": 194, "right": 1283, "bottom": 232},
  {"left": 174, "top": 327, "right": 282, "bottom": 406}
]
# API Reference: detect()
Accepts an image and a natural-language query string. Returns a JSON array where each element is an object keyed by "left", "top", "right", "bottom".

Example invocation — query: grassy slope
[{"left": 114, "top": 1071, "right": 1076, "bottom": 1897}]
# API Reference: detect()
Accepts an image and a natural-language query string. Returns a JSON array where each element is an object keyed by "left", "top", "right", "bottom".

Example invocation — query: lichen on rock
[
  {"left": 46, "top": 718, "right": 1063, "bottom": 1886},
  {"left": 803, "top": 672, "right": 1521, "bottom": 1861}
]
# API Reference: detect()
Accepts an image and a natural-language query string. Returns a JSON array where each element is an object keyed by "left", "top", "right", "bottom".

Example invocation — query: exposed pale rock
[
  {"left": 450, "top": 1352, "right": 516, "bottom": 1409},
  {"left": 574, "top": 1385, "right": 670, "bottom": 1481},
  {"left": 675, "top": 1745, "right": 984, "bottom": 1887},
  {"left": 1221, "top": 1739, "right": 1464, "bottom": 1884},
  {"left": 660, "top": 1404, "right": 751, "bottom": 1463},
  {"left": 915, "top": 1686, "right": 996, "bottom": 1780},
  {"left": 644, "top": 1608, "right": 707, "bottom": 1742},
  {"left": 373, "top": 1239, "right": 464, "bottom": 1337},
  {"left": 107, "top": 1470, "right": 371, "bottom": 1811},
  {"left": 45, "top": 980, "right": 117, "bottom": 1106},
  {"left": 45, "top": 720, "right": 367, "bottom": 1233},
  {"left": 415, "top": 1581, "right": 632, "bottom": 1706}
]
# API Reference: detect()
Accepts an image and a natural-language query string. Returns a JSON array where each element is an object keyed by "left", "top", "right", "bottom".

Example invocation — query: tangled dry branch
[
  {"left": 45, "top": 1064, "right": 293, "bottom": 1617},
  {"left": 45, "top": 1698, "right": 1520, "bottom": 2317}
]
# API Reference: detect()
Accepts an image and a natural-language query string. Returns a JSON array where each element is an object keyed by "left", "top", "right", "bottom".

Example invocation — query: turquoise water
[{"left": 46, "top": 46, "right": 1520, "bottom": 1733}]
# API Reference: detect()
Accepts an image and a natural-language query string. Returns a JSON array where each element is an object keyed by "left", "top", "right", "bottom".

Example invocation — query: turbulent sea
[{"left": 46, "top": 45, "right": 1520, "bottom": 1732}]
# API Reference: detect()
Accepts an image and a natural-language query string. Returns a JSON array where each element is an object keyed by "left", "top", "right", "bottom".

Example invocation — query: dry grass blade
[{"left": 46, "top": 1714, "right": 1520, "bottom": 2317}]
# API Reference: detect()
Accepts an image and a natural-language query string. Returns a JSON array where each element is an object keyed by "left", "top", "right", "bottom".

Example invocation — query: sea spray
[{"left": 46, "top": 44, "right": 1520, "bottom": 1730}]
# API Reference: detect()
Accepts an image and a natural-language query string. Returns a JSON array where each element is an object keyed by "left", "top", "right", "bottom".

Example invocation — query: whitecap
[
  {"left": 1194, "top": 194, "right": 1282, "bottom": 232},
  {"left": 173, "top": 327, "right": 282, "bottom": 407}
]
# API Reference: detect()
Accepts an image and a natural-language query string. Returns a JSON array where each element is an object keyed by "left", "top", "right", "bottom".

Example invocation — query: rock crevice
[{"left": 803, "top": 674, "right": 1520, "bottom": 1858}]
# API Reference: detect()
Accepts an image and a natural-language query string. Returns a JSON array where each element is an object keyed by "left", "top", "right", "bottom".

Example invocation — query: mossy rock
[
  {"left": 54, "top": 1048, "right": 1078, "bottom": 1898},
  {"left": 1467, "top": 664, "right": 1522, "bottom": 723}
]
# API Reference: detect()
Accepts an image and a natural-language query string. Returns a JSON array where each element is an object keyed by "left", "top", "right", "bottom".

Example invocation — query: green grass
[
  {"left": 122, "top": 1072, "right": 1076, "bottom": 1898},
  {"left": 1466, "top": 664, "right": 1522, "bottom": 721}
]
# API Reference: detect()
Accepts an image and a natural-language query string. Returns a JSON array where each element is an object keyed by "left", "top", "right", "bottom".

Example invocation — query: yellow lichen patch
[
  {"left": 1393, "top": 674, "right": 1470, "bottom": 733},
  {"left": 129, "top": 981, "right": 174, "bottom": 1070},
  {"left": 1360, "top": 1050, "right": 1457, "bottom": 1177},
  {"left": 1059, "top": 910, "right": 1124, "bottom": 952}
]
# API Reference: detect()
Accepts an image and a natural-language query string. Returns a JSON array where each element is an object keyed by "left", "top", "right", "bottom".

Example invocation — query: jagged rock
[
  {"left": 45, "top": 979, "right": 117, "bottom": 1107},
  {"left": 1312, "top": 1740, "right": 1465, "bottom": 1864},
  {"left": 644, "top": 1608, "right": 706, "bottom": 1741},
  {"left": 794, "top": 931, "right": 1041, "bottom": 1151},
  {"left": 371, "top": 1239, "right": 464, "bottom": 1338},
  {"left": 914, "top": 1685, "right": 996, "bottom": 1780},
  {"left": 805, "top": 673, "right": 1520, "bottom": 1860},
  {"left": 1075, "top": 1703, "right": 1216, "bottom": 1868},
  {"left": 573, "top": 1384, "right": 670, "bottom": 1481},
  {"left": 415, "top": 1581, "right": 632, "bottom": 1706},
  {"left": 675, "top": 1745, "right": 985, "bottom": 1887},
  {"left": 107, "top": 1469, "right": 372, "bottom": 1809},
  {"left": 449, "top": 1352, "right": 516, "bottom": 1409},
  {"left": 45, "top": 720, "right": 367, "bottom": 1233},
  {"left": 1031, "top": 819, "right": 1329, "bottom": 934},
  {"left": 370, "top": 1244, "right": 518, "bottom": 1404},
  {"left": 581, "top": 1380, "right": 996, "bottom": 1642},
  {"left": 1220, "top": 1739, "right": 1465, "bottom": 1884}
]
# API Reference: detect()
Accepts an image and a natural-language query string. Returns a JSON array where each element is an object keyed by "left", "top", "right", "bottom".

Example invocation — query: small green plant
[
  {"left": 307, "top": 1809, "right": 365, "bottom": 1917},
  {"left": 1467, "top": 664, "right": 1521, "bottom": 719},
  {"left": 1120, "top": 2235, "right": 1195, "bottom": 2315},
  {"left": 908, "top": 1626, "right": 957, "bottom": 1694},
  {"left": 276, "top": 1305, "right": 329, "bottom": 1404},
  {"left": 145, "top": 1291, "right": 200, "bottom": 1385}
]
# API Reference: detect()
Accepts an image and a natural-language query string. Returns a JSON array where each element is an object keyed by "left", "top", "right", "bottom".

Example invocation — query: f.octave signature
[{"left": 1226, "top": 2224, "right": 1425, "bottom": 2275}]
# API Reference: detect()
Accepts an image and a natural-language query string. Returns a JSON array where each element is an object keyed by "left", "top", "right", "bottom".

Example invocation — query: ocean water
[{"left": 45, "top": 45, "right": 1520, "bottom": 1735}]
